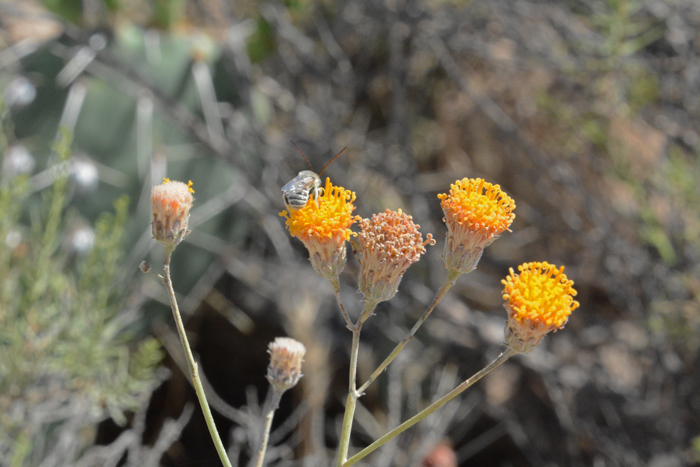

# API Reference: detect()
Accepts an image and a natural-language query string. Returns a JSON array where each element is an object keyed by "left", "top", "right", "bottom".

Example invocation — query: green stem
[
  {"left": 357, "top": 274, "right": 458, "bottom": 395},
  {"left": 255, "top": 389, "right": 282, "bottom": 467},
  {"left": 344, "top": 347, "right": 517, "bottom": 466},
  {"left": 163, "top": 253, "right": 232, "bottom": 467},
  {"left": 330, "top": 276, "right": 354, "bottom": 330},
  {"left": 335, "top": 300, "right": 376, "bottom": 467},
  {"left": 336, "top": 325, "right": 362, "bottom": 467}
]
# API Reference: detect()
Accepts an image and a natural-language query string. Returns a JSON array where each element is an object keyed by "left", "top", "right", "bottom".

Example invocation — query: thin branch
[
  {"left": 357, "top": 273, "right": 458, "bottom": 394},
  {"left": 334, "top": 299, "right": 377, "bottom": 467},
  {"left": 254, "top": 390, "right": 283, "bottom": 467},
  {"left": 344, "top": 347, "right": 517, "bottom": 466},
  {"left": 329, "top": 276, "right": 355, "bottom": 329},
  {"left": 162, "top": 254, "right": 232, "bottom": 467}
]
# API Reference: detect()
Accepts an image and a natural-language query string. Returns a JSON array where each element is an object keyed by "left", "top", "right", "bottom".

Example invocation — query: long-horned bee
[{"left": 282, "top": 142, "right": 346, "bottom": 211}]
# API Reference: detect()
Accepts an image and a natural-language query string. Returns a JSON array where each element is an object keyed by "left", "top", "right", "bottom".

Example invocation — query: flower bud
[
  {"left": 267, "top": 337, "right": 306, "bottom": 393},
  {"left": 151, "top": 179, "right": 194, "bottom": 252}
]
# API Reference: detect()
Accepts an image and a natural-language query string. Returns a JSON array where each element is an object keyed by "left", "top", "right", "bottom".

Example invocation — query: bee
[{"left": 282, "top": 142, "right": 346, "bottom": 211}]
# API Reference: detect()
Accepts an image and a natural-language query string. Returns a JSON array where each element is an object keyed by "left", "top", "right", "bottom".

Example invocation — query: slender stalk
[
  {"left": 358, "top": 271, "right": 460, "bottom": 394},
  {"left": 335, "top": 325, "right": 362, "bottom": 467},
  {"left": 335, "top": 300, "right": 376, "bottom": 467},
  {"left": 344, "top": 347, "right": 517, "bottom": 466},
  {"left": 163, "top": 253, "right": 232, "bottom": 467},
  {"left": 254, "top": 390, "right": 283, "bottom": 467},
  {"left": 330, "top": 276, "right": 354, "bottom": 330}
]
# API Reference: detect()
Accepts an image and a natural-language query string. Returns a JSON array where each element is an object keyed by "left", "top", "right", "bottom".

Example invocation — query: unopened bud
[
  {"left": 266, "top": 337, "right": 306, "bottom": 393},
  {"left": 151, "top": 179, "right": 194, "bottom": 253}
]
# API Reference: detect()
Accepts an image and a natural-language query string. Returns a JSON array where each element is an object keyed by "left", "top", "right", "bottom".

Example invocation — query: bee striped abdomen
[
  {"left": 284, "top": 190, "right": 311, "bottom": 209},
  {"left": 282, "top": 170, "right": 321, "bottom": 211}
]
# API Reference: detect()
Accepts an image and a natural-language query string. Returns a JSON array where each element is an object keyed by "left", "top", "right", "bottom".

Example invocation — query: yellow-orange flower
[
  {"left": 356, "top": 209, "right": 435, "bottom": 304},
  {"left": 438, "top": 178, "right": 515, "bottom": 276},
  {"left": 151, "top": 178, "right": 195, "bottom": 253},
  {"left": 501, "top": 262, "right": 579, "bottom": 353},
  {"left": 280, "top": 178, "right": 359, "bottom": 280}
]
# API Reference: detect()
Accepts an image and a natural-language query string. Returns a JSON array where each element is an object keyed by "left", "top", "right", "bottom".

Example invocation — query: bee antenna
[
  {"left": 319, "top": 147, "right": 347, "bottom": 176},
  {"left": 291, "top": 140, "right": 314, "bottom": 171}
]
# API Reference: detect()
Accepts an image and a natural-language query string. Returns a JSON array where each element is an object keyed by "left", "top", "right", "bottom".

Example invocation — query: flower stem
[
  {"left": 344, "top": 347, "right": 517, "bottom": 466},
  {"left": 163, "top": 253, "right": 232, "bottom": 467},
  {"left": 254, "top": 389, "right": 283, "bottom": 467},
  {"left": 336, "top": 326, "right": 361, "bottom": 467},
  {"left": 330, "top": 276, "right": 354, "bottom": 330},
  {"left": 335, "top": 300, "right": 376, "bottom": 467},
  {"left": 357, "top": 273, "right": 459, "bottom": 395}
]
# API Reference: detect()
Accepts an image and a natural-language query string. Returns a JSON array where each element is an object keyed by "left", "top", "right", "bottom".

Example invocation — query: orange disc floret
[
  {"left": 438, "top": 178, "right": 515, "bottom": 276},
  {"left": 501, "top": 262, "right": 579, "bottom": 353},
  {"left": 280, "top": 178, "right": 359, "bottom": 280},
  {"left": 438, "top": 178, "right": 515, "bottom": 238},
  {"left": 280, "top": 178, "right": 358, "bottom": 242},
  {"left": 502, "top": 262, "right": 579, "bottom": 327}
]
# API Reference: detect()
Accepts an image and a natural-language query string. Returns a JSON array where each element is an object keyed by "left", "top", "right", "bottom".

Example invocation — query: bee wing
[{"left": 282, "top": 173, "right": 317, "bottom": 192}]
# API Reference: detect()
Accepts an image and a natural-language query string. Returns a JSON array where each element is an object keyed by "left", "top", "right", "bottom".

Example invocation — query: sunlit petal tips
[
  {"left": 501, "top": 262, "right": 579, "bottom": 353},
  {"left": 280, "top": 178, "right": 359, "bottom": 280},
  {"left": 151, "top": 179, "right": 194, "bottom": 253},
  {"left": 356, "top": 209, "right": 435, "bottom": 303},
  {"left": 438, "top": 178, "right": 515, "bottom": 277}
]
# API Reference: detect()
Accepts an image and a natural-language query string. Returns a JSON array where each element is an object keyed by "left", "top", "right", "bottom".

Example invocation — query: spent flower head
[
  {"left": 355, "top": 209, "right": 435, "bottom": 303},
  {"left": 151, "top": 179, "right": 194, "bottom": 254},
  {"left": 501, "top": 262, "right": 579, "bottom": 353},
  {"left": 438, "top": 178, "right": 515, "bottom": 276},
  {"left": 267, "top": 337, "right": 306, "bottom": 393},
  {"left": 280, "top": 178, "right": 359, "bottom": 280}
]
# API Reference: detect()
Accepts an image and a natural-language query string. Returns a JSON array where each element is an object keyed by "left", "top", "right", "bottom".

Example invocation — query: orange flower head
[
  {"left": 267, "top": 337, "right": 306, "bottom": 392},
  {"left": 501, "top": 262, "right": 579, "bottom": 353},
  {"left": 280, "top": 178, "right": 359, "bottom": 280},
  {"left": 151, "top": 179, "right": 194, "bottom": 252},
  {"left": 356, "top": 209, "right": 435, "bottom": 304},
  {"left": 438, "top": 178, "right": 515, "bottom": 276}
]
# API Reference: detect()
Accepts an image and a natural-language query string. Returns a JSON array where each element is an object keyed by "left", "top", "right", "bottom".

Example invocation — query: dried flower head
[
  {"left": 151, "top": 179, "right": 194, "bottom": 253},
  {"left": 502, "top": 262, "right": 579, "bottom": 353},
  {"left": 438, "top": 178, "right": 515, "bottom": 276},
  {"left": 267, "top": 337, "right": 306, "bottom": 392},
  {"left": 355, "top": 209, "right": 435, "bottom": 303},
  {"left": 280, "top": 178, "right": 359, "bottom": 280}
]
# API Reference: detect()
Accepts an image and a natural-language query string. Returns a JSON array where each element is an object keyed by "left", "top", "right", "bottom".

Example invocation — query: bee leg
[{"left": 313, "top": 187, "right": 320, "bottom": 207}]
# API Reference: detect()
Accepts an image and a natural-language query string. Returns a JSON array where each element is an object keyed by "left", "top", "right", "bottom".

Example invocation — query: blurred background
[{"left": 1, "top": 0, "right": 700, "bottom": 466}]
